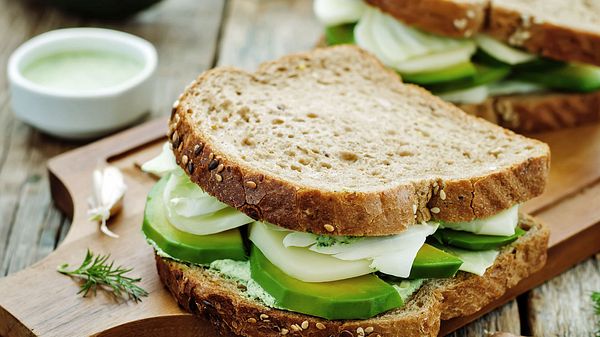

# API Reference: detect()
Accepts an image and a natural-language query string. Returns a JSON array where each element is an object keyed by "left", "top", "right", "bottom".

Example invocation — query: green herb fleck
[
  {"left": 315, "top": 235, "right": 337, "bottom": 247},
  {"left": 58, "top": 249, "right": 148, "bottom": 302},
  {"left": 315, "top": 235, "right": 359, "bottom": 247}
]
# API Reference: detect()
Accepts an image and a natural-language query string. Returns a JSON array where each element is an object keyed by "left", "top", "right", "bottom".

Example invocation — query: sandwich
[
  {"left": 141, "top": 46, "right": 550, "bottom": 337},
  {"left": 314, "top": 0, "right": 600, "bottom": 133}
]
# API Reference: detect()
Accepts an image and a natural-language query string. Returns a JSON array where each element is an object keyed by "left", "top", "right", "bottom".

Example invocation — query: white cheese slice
[
  {"left": 440, "top": 204, "right": 519, "bottom": 236},
  {"left": 141, "top": 142, "right": 179, "bottom": 176},
  {"left": 313, "top": 223, "right": 438, "bottom": 260},
  {"left": 487, "top": 80, "right": 546, "bottom": 96},
  {"left": 164, "top": 169, "right": 228, "bottom": 216},
  {"left": 313, "top": 0, "right": 367, "bottom": 26},
  {"left": 250, "top": 221, "right": 374, "bottom": 282},
  {"left": 393, "top": 44, "right": 476, "bottom": 73},
  {"left": 282, "top": 231, "right": 318, "bottom": 248},
  {"left": 475, "top": 34, "right": 536, "bottom": 65},
  {"left": 142, "top": 143, "right": 254, "bottom": 235},
  {"left": 438, "top": 85, "right": 489, "bottom": 104},
  {"left": 354, "top": 7, "right": 396, "bottom": 66},
  {"left": 382, "top": 12, "right": 429, "bottom": 55},
  {"left": 165, "top": 202, "right": 253, "bottom": 236},
  {"left": 371, "top": 8, "right": 411, "bottom": 65},
  {"left": 444, "top": 247, "right": 499, "bottom": 276},
  {"left": 162, "top": 170, "right": 253, "bottom": 235},
  {"left": 355, "top": 7, "right": 476, "bottom": 73},
  {"left": 283, "top": 222, "right": 438, "bottom": 278}
]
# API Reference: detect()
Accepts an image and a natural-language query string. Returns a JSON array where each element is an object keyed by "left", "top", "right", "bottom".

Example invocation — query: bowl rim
[{"left": 7, "top": 27, "right": 158, "bottom": 99}]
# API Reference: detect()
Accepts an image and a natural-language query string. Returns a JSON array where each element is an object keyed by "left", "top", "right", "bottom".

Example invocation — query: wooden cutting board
[{"left": 1, "top": 117, "right": 599, "bottom": 337}]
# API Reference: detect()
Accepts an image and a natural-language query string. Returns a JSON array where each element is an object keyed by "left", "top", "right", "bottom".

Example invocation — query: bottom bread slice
[
  {"left": 155, "top": 214, "right": 549, "bottom": 337},
  {"left": 460, "top": 91, "right": 600, "bottom": 133}
]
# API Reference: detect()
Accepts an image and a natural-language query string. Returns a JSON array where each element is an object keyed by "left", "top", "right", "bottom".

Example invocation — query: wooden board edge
[
  {"left": 0, "top": 305, "right": 36, "bottom": 337},
  {"left": 91, "top": 315, "right": 227, "bottom": 337},
  {"left": 47, "top": 117, "right": 167, "bottom": 245}
]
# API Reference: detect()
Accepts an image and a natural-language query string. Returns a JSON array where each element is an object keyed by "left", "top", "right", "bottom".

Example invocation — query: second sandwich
[{"left": 315, "top": 0, "right": 600, "bottom": 132}]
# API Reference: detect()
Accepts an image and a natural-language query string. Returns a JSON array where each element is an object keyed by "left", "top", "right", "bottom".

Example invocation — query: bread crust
[
  {"left": 365, "top": 0, "right": 486, "bottom": 38},
  {"left": 168, "top": 46, "right": 549, "bottom": 236},
  {"left": 155, "top": 214, "right": 549, "bottom": 337},
  {"left": 487, "top": 4, "right": 600, "bottom": 68},
  {"left": 459, "top": 91, "right": 600, "bottom": 133}
]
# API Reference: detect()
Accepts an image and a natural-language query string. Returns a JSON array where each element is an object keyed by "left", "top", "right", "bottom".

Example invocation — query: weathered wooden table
[{"left": 0, "top": 1, "right": 598, "bottom": 336}]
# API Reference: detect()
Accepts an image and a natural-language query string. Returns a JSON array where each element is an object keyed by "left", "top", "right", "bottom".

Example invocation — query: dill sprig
[
  {"left": 593, "top": 291, "right": 600, "bottom": 337},
  {"left": 58, "top": 249, "right": 148, "bottom": 302}
]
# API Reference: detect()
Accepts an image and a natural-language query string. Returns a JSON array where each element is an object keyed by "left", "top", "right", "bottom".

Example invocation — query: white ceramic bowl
[{"left": 8, "top": 28, "right": 157, "bottom": 139}]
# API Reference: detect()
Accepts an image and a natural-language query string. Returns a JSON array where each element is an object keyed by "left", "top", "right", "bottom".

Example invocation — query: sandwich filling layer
[
  {"left": 142, "top": 145, "right": 527, "bottom": 319},
  {"left": 315, "top": 0, "right": 600, "bottom": 104}
]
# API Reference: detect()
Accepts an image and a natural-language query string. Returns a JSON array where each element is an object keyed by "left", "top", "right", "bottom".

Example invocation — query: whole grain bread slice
[
  {"left": 155, "top": 214, "right": 548, "bottom": 337},
  {"left": 366, "top": 0, "right": 600, "bottom": 67},
  {"left": 168, "top": 46, "right": 549, "bottom": 236},
  {"left": 459, "top": 90, "right": 600, "bottom": 133}
]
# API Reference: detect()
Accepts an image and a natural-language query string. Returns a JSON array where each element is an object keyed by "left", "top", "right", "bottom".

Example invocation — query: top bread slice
[
  {"left": 168, "top": 46, "right": 549, "bottom": 236},
  {"left": 366, "top": 0, "right": 600, "bottom": 67}
]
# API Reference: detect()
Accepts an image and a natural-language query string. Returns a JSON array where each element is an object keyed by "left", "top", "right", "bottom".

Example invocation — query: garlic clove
[{"left": 88, "top": 165, "right": 127, "bottom": 238}]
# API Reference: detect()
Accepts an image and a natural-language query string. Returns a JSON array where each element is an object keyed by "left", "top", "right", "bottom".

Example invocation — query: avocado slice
[
  {"left": 474, "top": 49, "right": 564, "bottom": 71},
  {"left": 250, "top": 245, "right": 402, "bottom": 320},
  {"left": 432, "top": 227, "right": 526, "bottom": 251},
  {"left": 143, "top": 176, "right": 247, "bottom": 264},
  {"left": 512, "top": 57, "right": 565, "bottom": 72},
  {"left": 427, "top": 60, "right": 511, "bottom": 93},
  {"left": 511, "top": 63, "right": 600, "bottom": 92},
  {"left": 325, "top": 23, "right": 356, "bottom": 46},
  {"left": 408, "top": 244, "right": 463, "bottom": 279},
  {"left": 401, "top": 61, "right": 477, "bottom": 86},
  {"left": 325, "top": 25, "right": 477, "bottom": 86}
]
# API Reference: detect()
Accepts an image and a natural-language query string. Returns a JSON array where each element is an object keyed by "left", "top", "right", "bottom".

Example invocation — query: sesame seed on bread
[
  {"left": 167, "top": 46, "right": 549, "bottom": 236},
  {"left": 155, "top": 214, "right": 549, "bottom": 337}
]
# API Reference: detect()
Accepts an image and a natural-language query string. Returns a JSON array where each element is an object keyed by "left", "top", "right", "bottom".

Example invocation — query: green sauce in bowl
[{"left": 22, "top": 50, "right": 144, "bottom": 92}]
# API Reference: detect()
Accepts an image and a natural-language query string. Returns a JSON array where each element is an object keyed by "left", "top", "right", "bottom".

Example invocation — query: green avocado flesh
[
  {"left": 433, "top": 227, "right": 526, "bottom": 251},
  {"left": 408, "top": 244, "right": 463, "bottom": 279},
  {"left": 325, "top": 25, "right": 600, "bottom": 93},
  {"left": 427, "top": 61, "right": 511, "bottom": 93},
  {"left": 325, "top": 23, "right": 356, "bottom": 45},
  {"left": 250, "top": 245, "right": 403, "bottom": 320},
  {"left": 511, "top": 64, "right": 600, "bottom": 92},
  {"left": 401, "top": 62, "right": 477, "bottom": 85},
  {"left": 142, "top": 177, "right": 247, "bottom": 264},
  {"left": 480, "top": 48, "right": 573, "bottom": 75}
]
